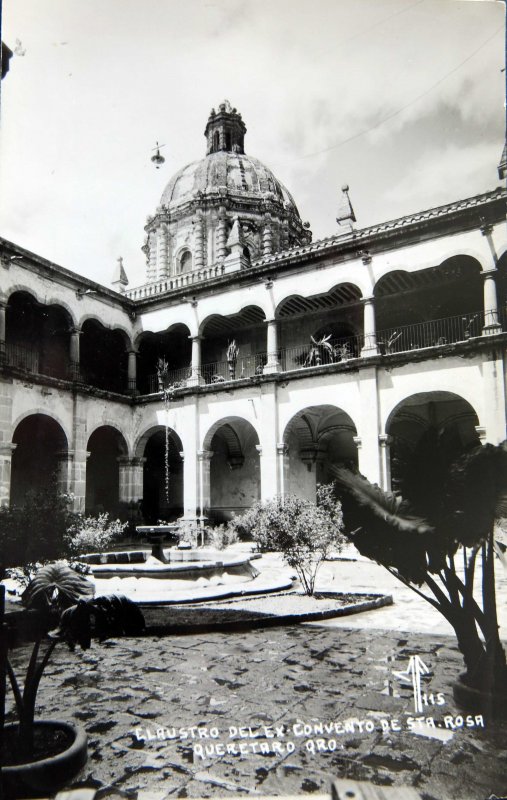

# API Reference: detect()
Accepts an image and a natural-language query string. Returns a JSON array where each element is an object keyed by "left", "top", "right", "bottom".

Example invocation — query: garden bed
[{"left": 142, "top": 590, "right": 392, "bottom": 634}]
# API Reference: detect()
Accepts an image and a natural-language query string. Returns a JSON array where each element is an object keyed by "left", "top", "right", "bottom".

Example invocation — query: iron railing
[{"left": 375, "top": 310, "right": 486, "bottom": 355}]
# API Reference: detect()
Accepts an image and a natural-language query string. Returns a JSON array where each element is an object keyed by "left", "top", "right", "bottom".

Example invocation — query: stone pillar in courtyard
[
  {"left": 259, "top": 387, "right": 280, "bottom": 501},
  {"left": 197, "top": 449, "right": 213, "bottom": 524},
  {"left": 127, "top": 348, "right": 138, "bottom": 394},
  {"left": 118, "top": 456, "right": 145, "bottom": 504},
  {"left": 55, "top": 450, "right": 74, "bottom": 498},
  {"left": 0, "top": 443, "right": 16, "bottom": 506},
  {"left": 356, "top": 365, "right": 382, "bottom": 484},
  {"left": 361, "top": 294, "right": 378, "bottom": 356},
  {"left": 187, "top": 336, "right": 204, "bottom": 386},
  {"left": 263, "top": 319, "right": 281, "bottom": 374},
  {"left": 379, "top": 434, "right": 392, "bottom": 492},
  {"left": 276, "top": 442, "right": 290, "bottom": 500},
  {"left": 0, "top": 298, "right": 7, "bottom": 361},
  {"left": 480, "top": 223, "right": 501, "bottom": 334},
  {"left": 70, "top": 414, "right": 88, "bottom": 512},
  {"left": 69, "top": 327, "right": 81, "bottom": 381}
]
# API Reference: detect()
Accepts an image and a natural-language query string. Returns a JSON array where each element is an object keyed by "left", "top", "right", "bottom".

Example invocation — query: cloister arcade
[{"left": 2, "top": 248, "right": 507, "bottom": 397}]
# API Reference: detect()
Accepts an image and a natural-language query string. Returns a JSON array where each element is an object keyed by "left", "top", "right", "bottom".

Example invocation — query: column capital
[
  {"left": 361, "top": 295, "right": 375, "bottom": 304},
  {"left": 127, "top": 346, "right": 139, "bottom": 355},
  {"left": 117, "top": 455, "right": 147, "bottom": 466},
  {"left": 276, "top": 442, "right": 289, "bottom": 456},
  {"left": 69, "top": 326, "right": 82, "bottom": 335},
  {"left": 475, "top": 425, "right": 487, "bottom": 442},
  {"left": 353, "top": 436, "right": 362, "bottom": 449},
  {"left": 480, "top": 223, "right": 494, "bottom": 236},
  {"left": 0, "top": 442, "right": 17, "bottom": 456},
  {"left": 379, "top": 434, "right": 393, "bottom": 447},
  {"left": 188, "top": 334, "right": 204, "bottom": 342},
  {"left": 255, "top": 444, "right": 263, "bottom": 456},
  {"left": 480, "top": 267, "right": 498, "bottom": 278},
  {"left": 55, "top": 450, "right": 75, "bottom": 462},
  {"left": 361, "top": 251, "right": 372, "bottom": 265},
  {"left": 197, "top": 449, "right": 214, "bottom": 461}
]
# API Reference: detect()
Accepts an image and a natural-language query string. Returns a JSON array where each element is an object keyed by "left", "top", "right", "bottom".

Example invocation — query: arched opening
[
  {"left": 374, "top": 257, "right": 483, "bottom": 352},
  {"left": 141, "top": 428, "right": 183, "bottom": 523},
  {"left": 213, "top": 131, "right": 220, "bottom": 153},
  {"left": 283, "top": 405, "right": 358, "bottom": 500},
  {"left": 387, "top": 392, "right": 480, "bottom": 502},
  {"left": 277, "top": 283, "right": 363, "bottom": 370},
  {"left": 86, "top": 426, "right": 128, "bottom": 515},
  {"left": 179, "top": 250, "right": 192, "bottom": 273},
  {"left": 205, "top": 418, "right": 260, "bottom": 523},
  {"left": 80, "top": 319, "right": 129, "bottom": 393},
  {"left": 11, "top": 414, "right": 68, "bottom": 505},
  {"left": 137, "top": 324, "right": 192, "bottom": 394},
  {"left": 6, "top": 292, "right": 72, "bottom": 380},
  {"left": 201, "top": 306, "right": 266, "bottom": 382}
]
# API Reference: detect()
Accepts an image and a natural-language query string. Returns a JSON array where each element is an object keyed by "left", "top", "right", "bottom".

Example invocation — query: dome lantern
[{"left": 204, "top": 100, "right": 246, "bottom": 155}]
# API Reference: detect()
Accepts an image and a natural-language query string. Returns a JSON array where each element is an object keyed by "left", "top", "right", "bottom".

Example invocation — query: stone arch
[
  {"left": 6, "top": 291, "right": 75, "bottom": 380},
  {"left": 203, "top": 416, "right": 261, "bottom": 523},
  {"left": 199, "top": 306, "right": 267, "bottom": 380},
  {"left": 136, "top": 322, "right": 192, "bottom": 394},
  {"left": 283, "top": 404, "right": 358, "bottom": 500},
  {"left": 374, "top": 257, "right": 483, "bottom": 338},
  {"left": 11, "top": 413, "right": 69, "bottom": 505},
  {"left": 6, "top": 285, "right": 78, "bottom": 328},
  {"left": 385, "top": 391, "right": 481, "bottom": 496},
  {"left": 135, "top": 425, "right": 184, "bottom": 523},
  {"left": 78, "top": 313, "right": 133, "bottom": 346},
  {"left": 85, "top": 425, "right": 129, "bottom": 515}
]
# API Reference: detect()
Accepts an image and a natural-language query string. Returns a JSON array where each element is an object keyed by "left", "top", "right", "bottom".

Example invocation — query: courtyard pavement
[{"left": 5, "top": 551, "right": 507, "bottom": 800}]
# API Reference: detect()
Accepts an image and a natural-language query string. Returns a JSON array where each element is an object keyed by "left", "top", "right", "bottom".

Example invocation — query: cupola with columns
[{"left": 142, "top": 101, "right": 312, "bottom": 284}]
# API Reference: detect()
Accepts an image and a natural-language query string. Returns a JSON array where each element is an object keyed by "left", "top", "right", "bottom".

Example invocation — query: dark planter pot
[
  {"left": 1, "top": 720, "right": 88, "bottom": 799},
  {"left": 453, "top": 674, "right": 507, "bottom": 719}
]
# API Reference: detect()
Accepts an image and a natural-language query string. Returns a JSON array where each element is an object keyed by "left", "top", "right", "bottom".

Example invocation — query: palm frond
[
  {"left": 22, "top": 563, "right": 95, "bottom": 611},
  {"left": 330, "top": 466, "right": 433, "bottom": 535}
]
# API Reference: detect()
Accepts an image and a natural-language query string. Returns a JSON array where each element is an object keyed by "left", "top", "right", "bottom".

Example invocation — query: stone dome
[
  {"left": 143, "top": 102, "right": 311, "bottom": 283},
  {"left": 160, "top": 151, "right": 300, "bottom": 218}
]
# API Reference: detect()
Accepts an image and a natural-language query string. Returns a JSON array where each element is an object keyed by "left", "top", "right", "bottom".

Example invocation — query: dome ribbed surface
[{"left": 160, "top": 151, "right": 299, "bottom": 214}]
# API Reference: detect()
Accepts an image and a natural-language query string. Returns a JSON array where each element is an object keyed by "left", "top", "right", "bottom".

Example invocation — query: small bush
[
  {"left": 0, "top": 490, "right": 77, "bottom": 573},
  {"left": 65, "top": 513, "right": 127, "bottom": 556},
  {"left": 207, "top": 523, "right": 239, "bottom": 550},
  {"left": 239, "top": 484, "right": 344, "bottom": 595}
]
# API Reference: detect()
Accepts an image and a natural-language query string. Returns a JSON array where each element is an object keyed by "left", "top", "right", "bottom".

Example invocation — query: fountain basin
[{"left": 86, "top": 549, "right": 257, "bottom": 581}]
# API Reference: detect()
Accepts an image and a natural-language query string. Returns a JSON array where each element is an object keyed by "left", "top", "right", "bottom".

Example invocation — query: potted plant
[
  {"left": 331, "top": 441, "right": 507, "bottom": 718},
  {"left": 1, "top": 562, "right": 145, "bottom": 798}
]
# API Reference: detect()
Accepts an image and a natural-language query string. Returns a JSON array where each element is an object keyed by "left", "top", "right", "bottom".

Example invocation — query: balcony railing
[
  {"left": 376, "top": 309, "right": 487, "bottom": 355},
  {"left": 3, "top": 308, "right": 504, "bottom": 396}
]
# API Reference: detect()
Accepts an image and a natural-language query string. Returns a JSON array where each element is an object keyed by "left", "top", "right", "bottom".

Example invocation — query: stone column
[
  {"left": 70, "top": 412, "right": 88, "bottom": 512},
  {"left": 157, "top": 226, "right": 169, "bottom": 278},
  {"left": 0, "top": 299, "right": 6, "bottom": 362},
  {"left": 0, "top": 443, "right": 16, "bottom": 507},
  {"left": 263, "top": 319, "right": 281, "bottom": 374},
  {"left": 193, "top": 214, "right": 205, "bottom": 269},
  {"left": 118, "top": 456, "right": 146, "bottom": 504},
  {"left": 361, "top": 296, "right": 378, "bottom": 356},
  {"left": 481, "top": 269, "right": 501, "bottom": 334},
  {"left": 276, "top": 442, "right": 290, "bottom": 501},
  {"left": 197, "top": 449, "right": 213, "bottom": 524},
  {"left": 379, "top": 434, "right": 392, "bottom": 492},
  {"left": 69, "top": 327, "right": 81, "bottom": 381},
  {"left": 127, "top": 349, "right": 138, "bottom": 394},
  {"left": 147, "top": 232, "right": 157, "bottom": 281},
  {"left": 55, "top": 450, "right": 75, "bottom": 497},
  {"left": 481, "top": 355, "right": 506, "bottom": 444},
  {"left": 355, "top": 365, "right": 382, "bottom": 484},
  {"left": 187, "top": 336, "right": 204, "bottom": 386},
  {"left": 262, "top": 214, "right": 273, "bottom": 256},
  {"left": 216, "top": 210, "right": 228, "bottom": 262}
]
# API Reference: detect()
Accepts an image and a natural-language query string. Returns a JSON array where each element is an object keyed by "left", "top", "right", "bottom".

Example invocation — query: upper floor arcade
[{"left": 1, "top": 186, "right": 506, "bottom": 400}]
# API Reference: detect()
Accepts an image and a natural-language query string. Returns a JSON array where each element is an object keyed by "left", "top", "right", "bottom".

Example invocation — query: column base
[
  {"left": 263, "top": 362, "right": 282, "bottom": 375},
  {"left": 360, "top": 345, "right": 379, "bottom": 357},
  {"left": 482, "top": 324, "right": 502, "bottom": 336},
  {"left": 187, "top": 373, "right": 205, "bottom": 387}
]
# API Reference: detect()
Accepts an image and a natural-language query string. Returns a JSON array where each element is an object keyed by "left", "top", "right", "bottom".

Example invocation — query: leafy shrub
[
  {"left": 0, "top": 490, "right": 77, "bottom": 573},
  {"left": 65, "top": 513, "right": 127, "bottom": 556},
  {"left": 206, "top": 523, "right": 239, "bottom": 550},
  {"left": 235, "top": 484, "right": 344, "bottom": 595}
]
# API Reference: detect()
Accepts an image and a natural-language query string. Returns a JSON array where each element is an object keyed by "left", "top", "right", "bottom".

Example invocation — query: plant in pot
[
  {"left": 1, "top": 562, "right": 145, "bottom": 798},
  {"left": 331, "top": 439, "right": 507, "bottom": 718}
]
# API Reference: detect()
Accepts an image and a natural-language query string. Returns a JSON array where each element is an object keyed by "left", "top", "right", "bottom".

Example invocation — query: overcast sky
[{"left": 0, "top": 0, "right": 505, "bottom": 288}]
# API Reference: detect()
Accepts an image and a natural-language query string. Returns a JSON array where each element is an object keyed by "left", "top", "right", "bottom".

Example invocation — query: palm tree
[{"left": 331, "top": 441, "right": 507, "bottom": 712}]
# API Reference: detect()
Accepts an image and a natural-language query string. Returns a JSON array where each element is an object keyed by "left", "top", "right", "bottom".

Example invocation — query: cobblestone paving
[{"left": 7, "top": 625, "right": 507, "bottom": 800}]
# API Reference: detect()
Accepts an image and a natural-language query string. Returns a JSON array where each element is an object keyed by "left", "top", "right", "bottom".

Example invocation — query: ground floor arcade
[{"left": 1, "top": 344, "right": 505, "bottom": 521}]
